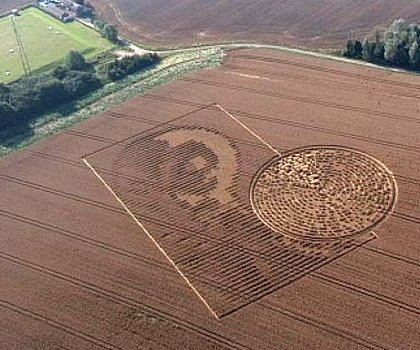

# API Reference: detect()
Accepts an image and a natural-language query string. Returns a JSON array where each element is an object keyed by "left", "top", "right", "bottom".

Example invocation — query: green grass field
[{"left": 0, "top": 7, "right": 115, "bottom": 83}]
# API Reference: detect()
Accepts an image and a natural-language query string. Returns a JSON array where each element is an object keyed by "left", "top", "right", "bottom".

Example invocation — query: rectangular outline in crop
[{"left": 82, "top": 103, "right": 376, "bottom": 318}]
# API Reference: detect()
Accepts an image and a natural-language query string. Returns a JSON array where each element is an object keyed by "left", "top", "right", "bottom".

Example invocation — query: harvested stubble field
[
  {"left": 90, "top": 0, "right": 420, "bottom": 48},
  {"left": 1, "top": 49, "right": 420, "bottom": 349}
]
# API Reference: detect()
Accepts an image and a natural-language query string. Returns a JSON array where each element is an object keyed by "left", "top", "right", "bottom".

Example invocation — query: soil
[
  {"left": 89, "top": 0, "right": 420, "bottom": 49},
  {"left": 1, "top": 49, "right": 420, "bottom": 349},
  {"left": 0, "top": 0, "right": 29, "bottom": 14}
]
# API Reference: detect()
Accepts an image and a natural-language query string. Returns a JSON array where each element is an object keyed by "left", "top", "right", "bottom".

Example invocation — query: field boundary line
[
  {"left": 82, "top": 102, "right": 285, "bottom": 319},
  {"left": 81, "top": 103, "right": 392, "bottom": 319},
  {"left": 215, "top": 104, "right": 281, "bottom": 156},
  {"left": 23, "top": 127, "right": 420, "bottom": 188},
  {"left": 144, "top": 94, "right": 420, "bottom": 154},
  {"left": 2, "top": 170, "right": 418, "bottom": 269},
  {"left": 82, "top": 104, "right": 215, "bottom": 159},
  {"left": 82, "top": 157, "right": 221, "bottom": 319},
  {"left": 2, "top": 205, "right": 419, "bottom": 321}
]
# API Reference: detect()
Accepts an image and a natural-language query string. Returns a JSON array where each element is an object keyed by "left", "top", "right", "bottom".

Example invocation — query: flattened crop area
[{"left": 1, "top": 49, "right": 420, "bottom": 349}]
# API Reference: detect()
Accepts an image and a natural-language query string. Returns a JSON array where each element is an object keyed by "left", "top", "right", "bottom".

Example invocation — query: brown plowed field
[
  {"left": 0, "top": 1, "right": 30, "bottom": 14},
  {"left": 90, "top": 0, "right": 420, "bottom": 48},
  {"left": 1, "top": 49, "right": 420, "bottom": 349}
]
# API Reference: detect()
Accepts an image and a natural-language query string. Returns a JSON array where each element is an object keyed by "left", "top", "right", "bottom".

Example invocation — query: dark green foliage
[
  {"left": 94, "top": 19, "right": 119, "bottom": 43},
  {"left": 354, "top": 40, "right": 363, "bottom": 59},
  {"left": 62, "top": 71, "right": 101, "bottom": 97},
  {"left": 343, "top": 40, "right": 355, "bottom": 58},
  {"left": 93, "top": 19, "right": 106, "bottom": 31},
  {"left": 362, "top": 39, "right": 374, "bottom": 62},
  {"left": 0, "top": 102, "right": 13, "bottom": 115},
  {"left": 396, "top": 44, "right": 410, "bottom": 67},
  {"left": 343, "top": 40, "right": 363, "bottom": 59},
  {"left": 106, "top": 53, "right": 161, "bottom": 81},
  {"left": 104, "top": 24, "right": 118, "bottom": 43},
  {"left": 52, "top": 65, "right": 70, "bottom": 80},
  {"left": 409, "top": 41, "right": 420, "bottom": 69},
  {"left": 0, "top": 83, "right": 9, "bottom": 95},
  {"left": 344, "top": 19, "right": 420, "bottom": 71},
  {"left": 0, "top": 49, "right": 161, "bottom": 133},
  {"left": 66, "top": 50, "right": 88, "bottom": 71},
  {"left": 372, "top": 41, "right": 385, "bottom": 61},
  {"left": 0, "top": 63, "right": 101, "bottom": 130}
]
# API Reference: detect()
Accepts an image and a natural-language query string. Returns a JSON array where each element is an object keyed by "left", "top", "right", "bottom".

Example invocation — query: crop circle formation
[{"left": 251, "top": 146, "right": 397, "bottom": 240}]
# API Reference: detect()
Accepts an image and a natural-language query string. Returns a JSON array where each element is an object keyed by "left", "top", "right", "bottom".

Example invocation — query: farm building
[
  {"left": 61, "top": 0, "right": 84, "bottom": 17},
  {"left": 44, "top": 3, "right": 73, "bottom": 22},
  {"left": 38, "top": 0, "right": 85, "bottom": 20}
]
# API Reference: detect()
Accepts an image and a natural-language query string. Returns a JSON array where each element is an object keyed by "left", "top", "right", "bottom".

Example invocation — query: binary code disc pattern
[{"left": 251, "top": 146, "right": 397, "bottom": 240}]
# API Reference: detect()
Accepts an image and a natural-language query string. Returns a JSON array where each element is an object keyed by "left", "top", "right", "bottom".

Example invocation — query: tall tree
[
  {"left": 66, "top": 51, "right": 87, "bottom": 71},
  {"left": 384, "top": 31, "right": 399, "bottom": 64},
  {"left": 0, "top": 83, "right": 10, "bottom": 97},
  {"left": 93, "top": 19, "right": 106, "bottom": 30},
  {"left": 362, "top": 38, "right": 373, "bottom": 62},
  {"left": 396, "top": 43, "right": 410, "bottom": 67},
  {"left": 409, "top": 40, "right": 420, "bottom": 69},
  {"left": 104, "top": 24, "right": 118, "bottom": 43},
  {"left": 354, "top": 40, "right": 363, "bottom": 59},
  {"left": 343, "top": 39, "right": 355, "bottom": 58}
]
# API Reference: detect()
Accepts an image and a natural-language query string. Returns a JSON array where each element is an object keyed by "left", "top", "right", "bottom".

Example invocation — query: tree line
[
  {"left": 93, "top": 19, "right": 119, "bottom": 43},
  {"left": 106, "top": 53, "right": 161, "bottom": 81},
  {"left": 343, "top": 19, "right": 420, "bottom": 70},
  {"left": 0, "top": 51, "right": 161, "bottom": 131}
]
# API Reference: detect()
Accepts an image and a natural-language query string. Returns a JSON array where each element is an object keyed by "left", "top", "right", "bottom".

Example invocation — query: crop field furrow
[
  {"left": 0, "top": 300, "right": 124, "bottom": 350},
  {"left": 88, "top": 0, "right": 420, "bottom": 49},
  {"left": 0, "top": 173, "right": 125, "bottom": 214},
  {"left": 179, "top": 77, "right": 420, "bottom": 125},
  {"left": 1, "top": 205, "right": 419, "bottom": 319},
  {"left": 313, "top": 273, "right": 420, "bottom": 316},
  {"left": 0, "top": 248, "right": 407, "bottom": 350},
  {"left": 143, "top": 93, "right": 420, "bottom": 155},
  {"left": 259, "top": 302, "right": 389, "bottom": 350},
  {"left": 221, "top": 65, "right": 420, "bottom": 100},
  {"left": 2, "top": 169, "right": 388, "bottom": 283},
  {"left": 232, "top": 54, "right": 420, "bottom": 91},
  {"left": 1, "top": 191, "right": 418, "bottom": 350},
  {"left": 0, "top": 252, "right": 249, "bottom": 350},
  {"left": 65, "top": 131, "right": 116, "bottom": 143},
  {"left": 363, "top": 246, "right": 420, "bottom": 268},
  {"left": 1, "top": 158, "right": 419, "bottom": 234},
  {"left": 1, "top": 157, "right": 419, "bottom": 235},
  {"left": 2, "top": 48, "right": 419, "bottom": 349},
  {"left": 0, "top": 208, "right": 168, "bottom": 271}
]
